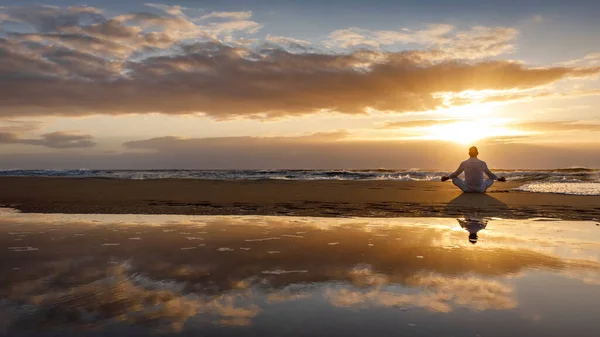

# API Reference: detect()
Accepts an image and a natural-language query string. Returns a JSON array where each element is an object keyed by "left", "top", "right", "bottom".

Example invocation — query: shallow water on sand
[{"left": 0, "top": 209, "right": 599, "bottom": 336}]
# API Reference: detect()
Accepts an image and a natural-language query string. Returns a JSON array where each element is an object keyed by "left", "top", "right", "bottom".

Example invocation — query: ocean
[{"left": 1, "top": 168, "right": 599, "bottom": 195}]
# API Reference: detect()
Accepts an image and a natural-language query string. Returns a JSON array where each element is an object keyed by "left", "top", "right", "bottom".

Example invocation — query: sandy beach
[{"left": 1, "top": 177, "right": 599, "bottom": 220}]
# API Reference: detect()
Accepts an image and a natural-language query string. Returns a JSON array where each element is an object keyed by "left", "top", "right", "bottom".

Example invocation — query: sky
[{"left": 0, "top": 0, "right": 599, "bottom": 169}]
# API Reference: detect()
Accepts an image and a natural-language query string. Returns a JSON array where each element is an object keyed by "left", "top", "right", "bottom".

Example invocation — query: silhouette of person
[{"left": 441, "top": 146, "right": 506, "bottom": 193}]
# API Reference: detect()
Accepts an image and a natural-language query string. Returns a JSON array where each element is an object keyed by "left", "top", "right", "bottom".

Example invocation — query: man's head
[
  {"left": 469, "top": 233, "right": 478, "bottom": 244},
  {"left": 468, "top": 146, "right": 479, "bottom": 157}
]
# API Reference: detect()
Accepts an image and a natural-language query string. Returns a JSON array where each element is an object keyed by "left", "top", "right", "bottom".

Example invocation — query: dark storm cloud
[{"left": 1, "top": 5, "right": 599, "bottom": 119}]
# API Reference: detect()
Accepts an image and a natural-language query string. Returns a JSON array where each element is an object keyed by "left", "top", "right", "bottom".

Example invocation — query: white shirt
[{"left": 449, "top": 157, "right": 498, "bottom": 189}]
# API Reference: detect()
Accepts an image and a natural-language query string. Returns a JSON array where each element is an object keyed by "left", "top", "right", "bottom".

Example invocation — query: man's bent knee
[{"left": 451, "top": 177, "right": 468, "bottom": 192}]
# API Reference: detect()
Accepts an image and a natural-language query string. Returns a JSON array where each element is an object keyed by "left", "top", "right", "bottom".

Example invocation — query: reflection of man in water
[
  {"left": 458, "top": 217, "right": 488, "bottom": 244},
  {"left": 441, "top": 146, "right": 506, "bottom": 193}
]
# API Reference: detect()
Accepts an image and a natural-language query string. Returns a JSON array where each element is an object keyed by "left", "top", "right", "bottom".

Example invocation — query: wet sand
[{"left": 1, "top": 177, "right": 600, "bottom": 220}]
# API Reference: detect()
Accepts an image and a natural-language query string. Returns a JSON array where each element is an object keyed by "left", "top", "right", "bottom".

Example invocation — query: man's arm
[
  {"left": 442, "top": 163, "right": 464, "bottom": 181},
  {"left": 449, "top": 163, "right": 464, "bottom": 179},
  {"left": 483, "top": 162, "right": 505, "bottom": 181}
]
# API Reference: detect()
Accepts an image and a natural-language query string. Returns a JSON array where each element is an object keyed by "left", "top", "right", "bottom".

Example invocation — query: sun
[
  {"left": 424, "top": 120, "right": 508, "bottom": 144},
  {"left": 416, "top": 104, "right": 526, "bottom": 144}
]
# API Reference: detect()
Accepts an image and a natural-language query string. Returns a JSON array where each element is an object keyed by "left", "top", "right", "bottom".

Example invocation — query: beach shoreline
[{"left": 1, "top": 177, "right": 599, "bottom": 220}]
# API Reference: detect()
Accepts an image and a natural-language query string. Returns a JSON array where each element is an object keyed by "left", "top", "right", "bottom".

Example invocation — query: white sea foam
[
  {"left": 516, "top": 182, "right": 600, "bottom": 196},
  {"left": 8, "top": 246, "right": 39, "bottom": 252},
  {"left": 244, "top": 237, "right": 280, "bottom": 242},
  {"left": 262, "top": 269, "right": 308, "bottom": 275}
]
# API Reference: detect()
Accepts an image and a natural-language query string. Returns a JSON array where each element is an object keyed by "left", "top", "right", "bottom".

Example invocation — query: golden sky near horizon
[{"left": 0, "top": 1, "right": 599, "bottom": 168}]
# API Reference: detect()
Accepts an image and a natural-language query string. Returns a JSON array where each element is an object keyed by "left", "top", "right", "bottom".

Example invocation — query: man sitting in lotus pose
[{"left": 441, "top": 146, "right": 506, "bottom": 193}]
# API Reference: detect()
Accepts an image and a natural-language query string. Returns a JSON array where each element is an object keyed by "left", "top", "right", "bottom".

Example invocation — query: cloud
[
  {"left": 325, "top": 24, "right": 519, "bottom": 60},
  {"left": 445, "top": 88, "right": 600, "bottom": 105},
  {"left": 0, "top": 131, "right": 96, "bottom": 149},
  {"left": 325, "top": 274, "right": 517, "bottom": 312},
  {"left": 512, "top": 121, "right": 600, "bottom": 132},
  {"left": 4, "top": 261, "right": 261, "bottom": 332},
  {"left": 1, "top": 5, "right": 104, "bottom": 32},
  {"left": 325, "top": 24, "right": 454, "bottom": 49},
  {"left": 558, "top": 53, "right": 600, "bottom": 67},
  {"left": 0, "top": 4, "right": 262, "bottom": 60},
  {"left": 381, "top": 119, "right": 458, "bottom": 129},
  {"left": 265, "top": 34, "right": 312, "bottom": 50},
  {"left": 266, "top": 291, "right": 312, "bottom": 303},
  {"left": 145, "top": 3, "right": 187, "bottom": 18},
  {"left": 124, "top": 131, "right": 350, "bottom": 151},
  {"left": 0, "top": 120, "right": 42, "bottom": 133},
  {"left": 0, "top": 5, "right": 598, "bottom": 120},
  {"left": 199, "top": 11, "right": 254, "bottom": 21}
]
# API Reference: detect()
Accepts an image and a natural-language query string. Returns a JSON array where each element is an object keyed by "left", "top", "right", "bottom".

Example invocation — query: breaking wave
[{"left": 0, "top": 168, "right": 598, "bottom": 183}]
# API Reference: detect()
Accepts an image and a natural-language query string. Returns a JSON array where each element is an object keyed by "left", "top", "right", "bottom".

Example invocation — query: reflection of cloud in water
[
  {"left": 348, "top": 265, "right": 388, "bottom": 287},
  {"left": 261, "top": 270, "right": 309, "bottom": 275},
  {"left": 267, "top": 291, "right": 312, "bottom": 304},
  {"left": 560, "top": 266, "right": 600, "bottom": 286},
  {"left": 8, "top": 247, "right": 39, "bottom": 252},
  {"left": 1, "top": 211, "right": 600, "bottom": 334},
  {"left": 3, "top": 262, "right": 260, "bottom": 333},
  {"left": 327, "top": 273, "right": 517, "bottom": 313}
]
